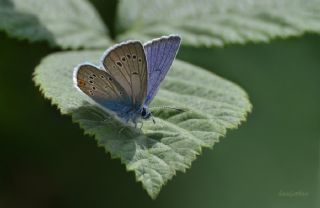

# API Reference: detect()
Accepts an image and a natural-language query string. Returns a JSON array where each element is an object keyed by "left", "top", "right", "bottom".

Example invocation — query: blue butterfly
[{"left": 73, "top": 35, "right": 181, "bottom": 126}]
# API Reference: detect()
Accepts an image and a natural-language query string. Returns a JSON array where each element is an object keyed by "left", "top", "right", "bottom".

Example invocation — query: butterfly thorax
[{"left": 121, "top": 105, "right": 151, "bottom": 124}]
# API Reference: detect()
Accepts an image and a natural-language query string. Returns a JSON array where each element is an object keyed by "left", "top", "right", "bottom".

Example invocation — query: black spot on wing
[{"left": 116, "top": 61, "right": 123, "bottom": 67}]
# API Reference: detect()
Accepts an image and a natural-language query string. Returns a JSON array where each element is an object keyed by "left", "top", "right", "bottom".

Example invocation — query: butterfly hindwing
[
  {"left": 74, "top": 64, "right": 133, "bottom": 117},
  {"left": 143, "top": 35, "right": 181, "bottom": 105},
  {"left": 101, "top": 41, "right": 148, "bottom": 109}
]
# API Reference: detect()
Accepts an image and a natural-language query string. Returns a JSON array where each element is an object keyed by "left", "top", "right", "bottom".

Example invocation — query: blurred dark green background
[{"left": 0, "top": 1, "right": 319, "bottom": 208}]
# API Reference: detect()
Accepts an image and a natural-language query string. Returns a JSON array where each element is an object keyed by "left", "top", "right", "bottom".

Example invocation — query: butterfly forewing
[
  {"left": 75, "top": 64, "right": 132, "bottom": 115},
  {"left": 101, "top": 41, "right": 148, "bottom": 108},
  {"left": 144, "top": 35, "right": 181, "bottom": 105}
]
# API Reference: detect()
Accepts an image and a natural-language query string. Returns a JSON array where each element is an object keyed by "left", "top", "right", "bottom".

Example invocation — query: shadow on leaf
[{"left": 69, "top": 102, "right": 170, "bottom": 163}]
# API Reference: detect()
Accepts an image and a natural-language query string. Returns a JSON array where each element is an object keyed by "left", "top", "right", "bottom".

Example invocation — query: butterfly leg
[
  {"left": 139, "top": 121, "right": 144, "bottom": 130},
  {"left": 134, "top": 121, "right": 144, "bottom": 130},
  {"left": 152, "top": 116, "right": 156, "bottom": 124}
]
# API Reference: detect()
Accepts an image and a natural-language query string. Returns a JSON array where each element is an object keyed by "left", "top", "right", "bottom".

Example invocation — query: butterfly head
[{"left": 141, "top": 106, "right": 152, "bottom": 120}]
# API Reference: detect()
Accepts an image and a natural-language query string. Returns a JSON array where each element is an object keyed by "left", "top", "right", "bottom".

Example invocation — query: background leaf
[
  {"left": 0, "top": 0, "right": 111, "bottom": 49},
  {"left": 33, "top": 50, "right": 251, "bottom": 198},
  {"left": 117, "top": 0, "right": 320, "bottom": 47}
]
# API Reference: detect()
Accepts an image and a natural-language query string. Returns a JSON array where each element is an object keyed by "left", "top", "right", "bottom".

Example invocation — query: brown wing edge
[{"left": 73, "top": 62, "right": 103, "bottom": 96}]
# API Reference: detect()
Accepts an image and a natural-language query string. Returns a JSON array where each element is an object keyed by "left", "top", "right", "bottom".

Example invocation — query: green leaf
[
  {"left": 33, "top": 50, "right": 251, "bottom": 198},
  {"left": 0, "top": 0, "right": 111, "bottom": 49},
  {"left": 117, "top": 0, "right": 320, "bottom": 47}
]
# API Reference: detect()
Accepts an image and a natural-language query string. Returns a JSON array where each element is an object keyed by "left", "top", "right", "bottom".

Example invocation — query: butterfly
[{"left": 73, "top": 34, "right": 181, "bottom": 126}]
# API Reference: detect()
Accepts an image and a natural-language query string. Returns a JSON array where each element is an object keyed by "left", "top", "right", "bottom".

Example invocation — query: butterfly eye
[
  {"left": 121, "top": 57, "right": 126, "bottom": 61},
  {"left": 132, "top": 72, "right": 138, "bottom": 75},
  {"left": 92, "top": 86, "right": 96, "bottom": 90},
  {"left": 108, "top": 77, "right": 112, "bottom": 81},
  {"left": 132, "top": 54, "right": 136, "bottom": 59},
  {"left": 138, "top": 58, "right": 142, "bottom": 62},
  {"left": 116, "top": 62, "right": 122, "bottom": 67},
  {"left": 100, "top": 75, "right": 105, "bottom": 79},
  {"left": 89, "top": 80, "right": 94, "bottom": 84},
  {"left": 89, "top": 76, "right": 94, "bottom": 79},
  {"left": 92, "top": 74, "right": 97, "bottom": 77},
  {"left": 89, "top": 90, "right": 94, "bottom": 95},
  {"left": 126, "top": 54, "right": 131, "bottom": 59}
]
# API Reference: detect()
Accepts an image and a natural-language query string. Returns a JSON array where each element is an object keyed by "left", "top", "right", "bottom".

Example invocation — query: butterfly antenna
[{"left": 150, "top": 106, "right": 186, "bottom": 112}]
